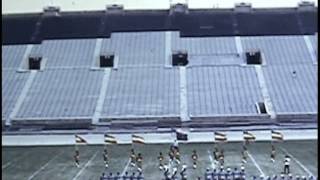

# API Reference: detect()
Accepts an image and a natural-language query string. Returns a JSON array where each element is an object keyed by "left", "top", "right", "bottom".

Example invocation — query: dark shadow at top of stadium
[{"left": 2, "top": 7, "right": 318, "bottom": 45}]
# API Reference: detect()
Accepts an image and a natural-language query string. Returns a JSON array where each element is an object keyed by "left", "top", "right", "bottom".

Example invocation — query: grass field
[{"left": 2, "top": 140, "right": 317, "bottom": 180}]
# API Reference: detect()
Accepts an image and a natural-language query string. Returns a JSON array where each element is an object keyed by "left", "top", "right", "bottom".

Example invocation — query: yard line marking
[
  {"left": 121, "top": 158, "right": 131, "bottom": 176},
  {"left": 27, "top": 151, "right": 62, "bottom": 180},
  {"left": 2, "top": 152, "right": 30, "bottom": 169},
  {"left": 279, "top": 147, "right": 314, "bottom": 177},
  {"left": 247, "top": 151, "right": 266, "bottom": 176},
  {"left": 207, "top": 150, "right": 215, "bottom": 169},
  {"left": 72, "top": 151, "right": 98, "bottom": 180},
  {"left": 2, "top": 162, "right": 12, "bottom": 169}
]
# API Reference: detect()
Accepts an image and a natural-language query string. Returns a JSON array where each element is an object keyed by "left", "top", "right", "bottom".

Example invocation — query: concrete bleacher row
[{"left": 2, "top": 32, "right": 317, "bottom": 129}]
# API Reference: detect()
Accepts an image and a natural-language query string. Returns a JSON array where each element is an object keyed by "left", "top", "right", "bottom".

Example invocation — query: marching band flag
[
  {"left": 271, "top": 130, "right": 284, "bottom": 141},
  {"left": 214, "top": 132, "right": 227, "bottom": 142},
  {"left": 132, "top": 134, "right": 145, "bottom": 144},
  {"left": 75, "top": 134, "right": 87, "bottom": 144},
  {"left": 104, "top": 134, "right": 117, "bottom": 144},
  {"left": 243, "top": 131, "right": 256, "bottom": 141}
]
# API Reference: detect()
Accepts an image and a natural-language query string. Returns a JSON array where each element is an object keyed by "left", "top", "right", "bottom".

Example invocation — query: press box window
[
  {"left": 256, "top": 102, "right": 267, "bottom": 114},
  {"left": 100, "top": 54, "right": 114, "bottom": 68},
  {"left": 172, "top": 50, "right": 188, "bottom": 66},
  {"left": 246, "top": 50, "right": 262, "bottom": 65},
  {"left": 28, "top": 55, "right": 42, "bottom": 70}
]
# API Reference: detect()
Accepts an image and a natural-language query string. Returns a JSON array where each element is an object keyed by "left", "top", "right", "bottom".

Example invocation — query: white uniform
[{"left": 285, "top": 157, "right": 290, "bottom": 165}]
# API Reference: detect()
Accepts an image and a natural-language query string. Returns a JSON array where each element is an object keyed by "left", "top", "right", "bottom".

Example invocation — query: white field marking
[
  {"left": 2, "top": 152, "right": 30, "bottom": 169},
  {"left": 92, "top": 68, "right": 111, "bottom": 124},
  {"left": 121, "top": 158, "right": 131, "bottom": 176},
  {"left": 72, "top": 151, "right": 98, "bottom": 180},
  {"left": 247, "top": 150, "right": 266, "bottom": 176},
  {"left": 207, "top": 150, "right": 215, "bottom": 169},
  {"left": 279, "top": 147, "right": 315, "bottom": 177},
  {"left": 27, "top": 151, "right": 62, "bottom": 180},
  {"left": 2, "top": 162, "right": 12, "bottom": 169}
]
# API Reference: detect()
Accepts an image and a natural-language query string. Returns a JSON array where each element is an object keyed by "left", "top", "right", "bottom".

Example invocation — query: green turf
[{"left": 2, "top": 140, "right": 318, "bottom": 180}]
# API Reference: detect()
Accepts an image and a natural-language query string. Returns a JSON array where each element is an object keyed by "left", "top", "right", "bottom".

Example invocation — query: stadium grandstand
[{"left": 2, "top": 0, "right": 318, "bottom": 179}]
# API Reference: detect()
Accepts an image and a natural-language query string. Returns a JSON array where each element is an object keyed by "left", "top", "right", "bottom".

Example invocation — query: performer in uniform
[
  {"left": 242, "top": 145, "right": 248, "bottom": 165},
  {"left": 74, "top": 149, "right": 80, "bottom": 168},
  {"left": 283, "top": 155, "right": 291, "bottom": 174},
  {"left": 205, "top": 168, "right": 211, "bottom": 180},
  {"left": 137, "top": 172, "right": 144, "bottom": 180},
  {"left": 219, "top": 149, "right": 225, "bottom": 166},
  {"left": 114, "top": 172, "right": 121, "bottom": 180},
  {"left": 171, "top": 167, "right": 178, "bottom": 179},
  {"left": 130, "top": 172, "right": 136, "bottom": 180},
  {"left": 136, "top": 153, "right": 143, "bottom": 172},
  {"left": 270, "top": 145, "right": 276, "bottom": 163},
  {"left": 123, "top": 171, "right": 130, "bottom": 180},
  {"left": 169, "top": 149, "right": 175, "bottom": 163},
  {"left": 174, "top": 149, "right": 181, "bottom": 165},
  {"left": 180, "top": 164, "right": 187, "bottom": 180},
  {"left": 191, "top": 150, "right": 198, "bottom": 169},
  {"left": 130, "top": 149, "right": 136, "bottom": 167},
  {"left": 158, "top": 152, "right": 164, "bottom": 170},
  {"left": 103, "top": 148, "right": 109, "bottom": 168},
  {"left": 213, "top": 147, "right": 219, "bottom": 165},
  {"left": 241, "top": 150, "right": 247, "bottom": 165},
  {"left": 163, "top": 164, "right": 170, "bottom": 180}
]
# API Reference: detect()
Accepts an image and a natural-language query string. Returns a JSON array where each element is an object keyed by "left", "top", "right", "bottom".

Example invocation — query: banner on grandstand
[
  {"left": 75, "top": 134, "right": 87, "bottom": 144},
  {"left": 214, "top": 132, "right": 227, "bottom": 142},
  {"left": 271, "top": 130, "right": 284, "bottom": 141},
  {"left": 175, "top": 129, "right": 188, "bottom": 141},
  {"left": 243, "top": 131, "right": 256, "bottom": 141},
  {"left": 104, "top": 134, "right": 117, "bottom": 144},
  {"left": 132, "top": 134, "right": 145, "bottom": 144}
]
